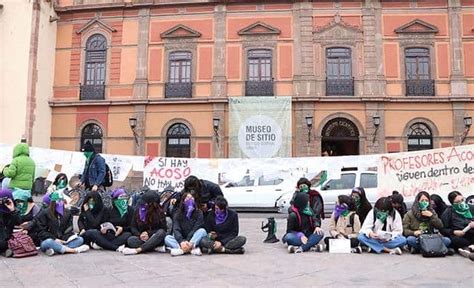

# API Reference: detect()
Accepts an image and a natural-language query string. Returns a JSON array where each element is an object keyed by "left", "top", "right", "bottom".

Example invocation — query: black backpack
[
  {"left": 102, "top": 164, "right": 113, "bottom": 187},
  {"left": 32, "top": 177, "right": 47, "bottom": 196}
]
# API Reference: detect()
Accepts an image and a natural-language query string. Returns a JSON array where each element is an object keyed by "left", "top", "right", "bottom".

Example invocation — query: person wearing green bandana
[
  {"left": 79, "top": 191, "right": 106, "bottom": 245},
  {"left": 288, "top": 178, "right": 325, "bottom": 227},
  {"left": 47, "top": 173, "right": 69, "bottom": 193},
  {"left": 351, "top": 187, "right": 373, "bottom": 225},
  {"left": 403, "top": 191, "right": 452, "bottom": 255},
  {"left": 79, "top": 141, "right": 106, "bottom": 192},
  {"left": 441, "top": 191, "right": 474, "bottom": 252},
  {"left": 324, "top": 195, "right": 362, "bottom": 253},
  {"left": 357, "top": 197, "right": 406, "bottom": 255},
  {"left": 12, "top": 189, "right": 41, "bottom": 245},
  {"left": 85, "top": 188, "right": 133, "bottom": 251},
  {"left": 284, "top": 193, "right": 325, "bottom": 253}
]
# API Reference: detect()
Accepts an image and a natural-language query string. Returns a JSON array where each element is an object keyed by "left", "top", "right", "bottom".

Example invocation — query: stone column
[
  {"left": 132, "top": 8, "right": 150, "bottom": 155},
  {"left": 365, "top": 103, "right": 385, "bottom": 154},
  {"left": 362, "top": 0, "right": 385, "bottom": 97},
  {"left": 448, "top": 0, "right": 467, "bottom": 96},
  {"left": 453, "top": 102, "right": 466, "bottom": 145},
  {"left": 292, "top": 2, "right": 316, "bottom": 97},
  {"left": 294, "top": 102, "right": 317, "bottom": 156},
  {"left": 212, "top": 5, "right": 227, "bottom": 98}
]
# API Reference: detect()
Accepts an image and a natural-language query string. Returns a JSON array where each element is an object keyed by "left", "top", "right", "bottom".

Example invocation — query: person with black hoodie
[
  {"left": 283, "top": 193, "right": 324, "bottom": 253},
  {"left": 202, "top": 196, "right": 246, "bottom": 254},
  {"left": 171, "top": 175, "right": 223, "bottom": 214},
  {"left": 87, "top": 188, "right": 133, "bottom": 251},
  {"left": 37, "top": 191, "right": 90, "bottom": 256},
  {"left": 403, "top": 191, "right": 452, "bottom": 254},
  {"left": 390, "top": 191, "right": 407, "bottom": 218},
  {"left": 0, "top": 189, "right": 19, "bottom": 257},
  {"left": 430, "top": 194, "right": 448, "bottom": 219},
  {"left": 165, "top": 191, "right": 207, "bottom": 256},
  {"left": 80, "top": 191, "right": 106, "bottom": 245},
  {"left": 121, "top": 191, "right": 167, "bottom": 255},
  {"left": 288, "top": 178, "right": 324, "bottom": 225},
  {"left": 441, "top": 191, "right": 474, "bottom": 251},
  {"left": 351, "top": 187, "right": 372, "bottom": 224}
]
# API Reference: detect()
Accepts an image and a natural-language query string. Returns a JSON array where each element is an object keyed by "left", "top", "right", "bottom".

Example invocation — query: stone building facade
[{"left": 50, "top": 0, "right": 474, "bottom": 158}]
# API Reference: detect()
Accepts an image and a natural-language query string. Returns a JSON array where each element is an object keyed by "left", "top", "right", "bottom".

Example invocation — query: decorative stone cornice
[
  {"left": 76, "top": 17, "right": 117, "bottom": 34},
  {"left": 395, "top": 19, "right": 439, "bottom": 34},
  {"left": 238, "top": 21, "right": 281, "bottom": 36},
  {"left": 160, "top": 24, "right": 202, "bottom": 39}
]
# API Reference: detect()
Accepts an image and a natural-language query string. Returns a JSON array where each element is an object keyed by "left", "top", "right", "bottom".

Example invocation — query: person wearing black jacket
[
  {"left": 87, "top": 188, "right": 133, "bottom": 251},
  {"left": 0, "top": 189, "right": 19, "bottom": 257},
  {"left": 165, "top": 192, "right": 207, "bottom": 256},
  {"left": 390, "top": 191, "right": 407, "bottom": 218},
  {"left": 37, "top": 191, "right": 90, "bottom": 256},
  {"left": 441, "top": 191, "right": 474, "bottom": 251},
  {"left": 80, "top": 191, "right": 106, "bottom": 245},
  {"left": 351, "top": 187, "right": 372, "bottom": 224},
  {"left": 174, "top": 176, "right": 223, "bottom": 213},
  {"left": 288, "top": 178, "right": 325, "bottom": 225},
  {"left": 201, "top": 196, "right": 246, "bottom": 254},
  {"left": 121, "top": 191, "right": 167, "bottom": 255},
  {"left": 283, "top": 193, "right": 324, "bottom": 253}
]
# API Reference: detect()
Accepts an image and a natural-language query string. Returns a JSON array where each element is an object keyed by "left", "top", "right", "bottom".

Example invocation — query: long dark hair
[
  {"left": 374, "top": 197, "right": 394, "bottom": 218},
  {"left": 82, "top": 191, "right": 104, "bottom": 215},
  {"left": 53, "top": 173, "right": 68, "bottom": 186},
  {"left": 412, "top": 191, "right": 433, "bottom": 221},
  {"left": 338, "top": 195, "right": 355, "bottom": 211},
  {"left": 136, "top": 191, "right": 164, "bottom": 226},
  {"left": 431, "top": 194, "right": 448, "bottom": 217},
  {"left": 448, "top": 191, "right": 462, "bottom": 204},
  {"left": 352, "top": 187, "right": 372, "bottom": 223}
]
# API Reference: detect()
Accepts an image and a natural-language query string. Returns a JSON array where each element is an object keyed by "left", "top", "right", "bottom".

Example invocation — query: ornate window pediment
[
  {"left": 395, "top": 19, "right": 439, "bottom": 34},
  {"left": 238, "top": 22, "right": 281, "bottom": 36},
  {"left": 76, "top": 17, "right": 117, "bottom": 34},
  {"left": 313, "top": 16, "right": 363, "bottom": 41},
  {"left": 161, "top": 24, "right": 202, "bottom": 39}
]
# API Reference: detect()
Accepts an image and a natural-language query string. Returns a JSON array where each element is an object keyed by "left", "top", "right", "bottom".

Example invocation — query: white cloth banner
[{"left": 378, "top": 145, "right": 474, "bottom": 202}]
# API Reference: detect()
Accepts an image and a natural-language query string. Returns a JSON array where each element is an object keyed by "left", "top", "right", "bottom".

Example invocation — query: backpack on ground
[
  {"left": 8, "top": 232, "right": 38, "bottom": 258},
  {"left": 419, "top": 234, "right": 447, "bottom": 257}
]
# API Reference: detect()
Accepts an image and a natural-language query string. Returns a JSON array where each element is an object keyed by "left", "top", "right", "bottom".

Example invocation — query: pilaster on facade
[
  {"left": 133, "top": 8, "right": 150, "bottom": 101},
  {"left": 365, "top": 102, "right": 385, "bottom": 154},
  {"left": 448, "top": 0, "right": 468, "bottom": 97},
  {"left": 294, "top": 102, "right": 317, "bottom": 156},
  {"left": 212, "top": 4, "right": 227, "bottom": 98}
]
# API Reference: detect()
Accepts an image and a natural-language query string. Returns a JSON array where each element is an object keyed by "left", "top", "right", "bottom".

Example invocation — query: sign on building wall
[
  {"left": 378, "top": 145, "right": 474, "bottom": 202},
  {"left": 229, "top": 96, "right": 292, "bottom": 158}
]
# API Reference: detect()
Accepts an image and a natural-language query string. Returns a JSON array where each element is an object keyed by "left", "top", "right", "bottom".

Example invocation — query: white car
[
  {"left": 277, "top": 169, "right": 378, "bottom": 216},
  {"left": 221, "top": 175, "right": 294, "bottom": 209}
]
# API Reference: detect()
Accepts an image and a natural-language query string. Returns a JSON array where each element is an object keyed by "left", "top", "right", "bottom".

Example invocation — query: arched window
[
  {"left": 326, "top": 47, "right": 353, "bottom": 96},
  {"left": 407, "top": 122, "right": 433, "bottom": 151},
  {"left": 81, "top": 34, "right": 107, "bottom": 100},
  {"left": 81, "top": 123, "right": 103, "bottom": 153},
  {"left": 166, "top": 123, "right": 191, "bottom": 158}
]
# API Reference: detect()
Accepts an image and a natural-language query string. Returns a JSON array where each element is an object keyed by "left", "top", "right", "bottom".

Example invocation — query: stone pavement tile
[{"left": 71, "top": 274, "right": 125, "bottom": 287}]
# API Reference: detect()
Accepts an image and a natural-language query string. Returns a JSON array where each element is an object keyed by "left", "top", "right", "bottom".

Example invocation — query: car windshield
[
  {"left": 258, "top": 176, "right": 283, "bottom": 186},
  {"left": 323, "top": 173, "right": 356, "bottom": 190},
  {"left": 360, "top": 173, "right": 377, "bottom": 188}
]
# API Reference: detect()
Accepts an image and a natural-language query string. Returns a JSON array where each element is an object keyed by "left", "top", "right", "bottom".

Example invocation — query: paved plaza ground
[{"left": 1, "top": 213, "right": 473, "bottom": 287}]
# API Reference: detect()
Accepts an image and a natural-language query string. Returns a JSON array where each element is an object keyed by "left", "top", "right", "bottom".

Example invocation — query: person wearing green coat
[{"left": 2, "top": 143, "right": 36, "bottom": 191}]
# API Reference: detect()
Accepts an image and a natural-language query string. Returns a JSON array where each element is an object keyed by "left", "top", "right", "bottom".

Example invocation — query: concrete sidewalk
[{"left": 1, "top": 215, "right": 472, "bottom": 287}]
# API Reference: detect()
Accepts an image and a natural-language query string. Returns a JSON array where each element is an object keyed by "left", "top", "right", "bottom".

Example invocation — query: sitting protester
[
  {"left": 202, "top": 196, "right": 246, "bottom": 254},
  {"left": 283, "top": 193, "right": 324, "bottom": 253},
  {"left": 122, "top": 191, "right": 167, "bottom": 255},
  {"left": 87, "top": 188, "right": 133, "bottom": 251},
  {"left": 430, "top": 194, "right": 448, "bottom": 220},
  {"left": 12, "top": 189, "right": 41, "bottom": 246},
  {"left": 165, "top": 192, "right": 207, "bottom": 256},
  {"left": 289, "top": 178, "right": 324, "bottom": 224},
  {"left": 37, "top": 191, "right": 89, "bottom": 256},
  {"left": 357, "top": 197, "right": 406, "bottom": 255},
  {"left": 441, "top": 191, "right": 474, "bottom": 251},
  {"left": 80, "top": 191, "right": 106, "bottom": 245},
  {"left": 179, "top": 175, "right": 224, "bottom": 214},
  {"left": 47, "top": 173, "right": 69, "bottom": 193},
  {"left": 324, "top": 195, "right": 362, "bottom": 253},
  {"left": 390, "top": 191, "right": 407, "bottom": 218},
  {"left": 0, "top": 189, "right": 19, "bottom": 257},
  {"left": 403, "top": 191, "right": 452, "bottom": 254},
  {"left": 351, "top": 187, "right": 372, "bottom": 225}
]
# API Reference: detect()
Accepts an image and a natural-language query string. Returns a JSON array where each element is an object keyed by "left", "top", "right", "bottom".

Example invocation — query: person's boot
[
  {"left": 225, "top": 247, "right": 245, "bottom": 254},
  {"left": 200, "top": 237, "right": 215, "bottom": 254},
  {"left": 261, "top": 217, "right": 279, "bottom": 243}
]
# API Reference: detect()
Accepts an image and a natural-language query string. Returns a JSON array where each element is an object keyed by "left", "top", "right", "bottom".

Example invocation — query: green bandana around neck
[
  {"left": 452, "top": 202, "right": 473, "bottom": 219},
  {"left": 302, "top": 204, "right": 313, "bottom": 216},
  {"left": 114, "top": 198, "right": 128, "bottom": 217},
  {"left": 50, "top": 191, "right": 63, "bottom": 202},
  {"left": 84, "top": 151, "right": 93, "bottom": 161},
  {"left": 341, "top": 209, "right": 350, "bottom": 218},
  {"left": 88, "top": 200, "right": 95, "bottom": 211},
  {"left": 57, "top": 179, "right": 67, "bottom": 189},
  {"left": 418, "top": 200, "right": 429, "bottom": 211},
  {"left": 16, "top": 201, "right": 28, "bottom": 216},
  {"left": 299, "top": 185, "right": 309, "bottom": 194},
  {"left": 354, "top": 197, "right": 361, "bottom": 209},
  {"left": 376, "top": 210, "right": 389, "bottom": 223}
]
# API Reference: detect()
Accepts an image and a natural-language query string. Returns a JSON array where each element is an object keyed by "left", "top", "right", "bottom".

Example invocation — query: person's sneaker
[
  {"left": 410, "top": 247, "right": 419, "bottom": 254},
  {"left": 170, "top": 248, "right": 184, "bottom": 256},
  {"left": 191, "top": 247, "right": 202, "bottom": 256},
  {"left": 228, "top": 247, "right": 245, "bottom": 254},
  {"left": 4, "top": 249, "right": 13, "bottom": 258},
  {"left": 116, "top": 245, "right": 125, "bottom": 253},
  {"left": 446, "top": 248, "right": 455, "bottom": 256},
  {"left": 313, "top": 243, "right": 325, "bottom": 252},
  {"left": 45, "top": 248, "right": 55, "bottom": 256},
  {"left": 351, "top": 246, "right": 362, "bottom": 254},
  {"left": 389, "top": 247, "right": 403, "bottom": 255},
  {"left": 155, "top": 246, "right": 167, "bottom": 253},
  {"left": 288, "top": 245, "right": 297, "bottom": 253},
  {"left": 367, "top": 247, "right": 372, "bottom": 253},
  {"left": 91, "top": 242, "right": 102, "bottom": 250},
  {"left": 121, "top": 248, "right": 138, "bottom": 255},
  {"left": 295, "top": 247, "right": 304, "bottom": 253},
  {"left": 458, "top": 248, "right": 471, "bottom": 258},
  {"left": 75, "top": 245, "right": 90, "bottom": 254},
  {"left": 469, "top": 253, "right": 474, "bottom": 262}
]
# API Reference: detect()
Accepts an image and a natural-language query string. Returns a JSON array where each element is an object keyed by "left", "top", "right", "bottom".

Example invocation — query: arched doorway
[
  {"left": 166, "top": 123, "right": 191, "bottom": 158},
  {"left": 80, "top": 123, "right": 103, "bottom": 153},
  {"left": 407, "top": 122, "right": 433, "bottom": 151},
  {"left": 321, "top": 118, "right": 359, "bottom": 156}
]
